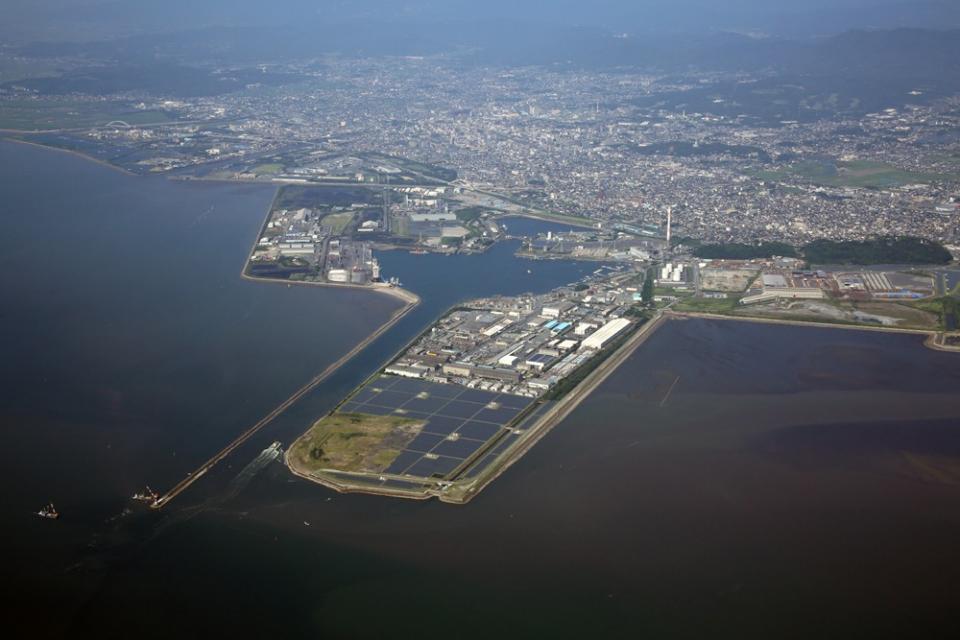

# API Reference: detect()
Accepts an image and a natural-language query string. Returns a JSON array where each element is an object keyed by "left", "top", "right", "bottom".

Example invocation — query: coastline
[
  {"left": 8, "top": 139, "right": 956, "bottom": 506},
  {"left": 153, "top": 290, "right": 419, "bottom": 508},
  {"left": 669, "top": 310, "right": 960, "bottom": 353},
  {"left": 0, "top": 136, "right": 135, "bottom": 176},
  {"left": 241, "top": 269, "right": 421, "bottom": 305},
  {"left": 238, "top": 185, "right": 421, "bottom": 306},
  {"left": 284, "top": 305, "right": 960, "bottom": 504},
  {"left": 6, "top": 137, "right": 426, "bottom": 507},
  {"left": 441, "top": 311, "right": 669, "bottom": 504},
  {"left": 152, "top": 187, "right": 422, "bottom": 508},
  {"left": 665, "top": 309, "right": 941, "bottom": 338},
  {"left": 285, "top": 311, "right": 670, "bottom": 504}
]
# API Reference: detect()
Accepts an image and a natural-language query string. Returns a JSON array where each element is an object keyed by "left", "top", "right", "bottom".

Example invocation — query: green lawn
[
  {"left": 673, "top": 296, "right": 740, "bottom": 314},
  {"left": 288, "top": 412, "right": 423, "bottom": 474},
  {"left": 322, "top": 212, "right": 354, "bottom": 234},
  {"left": 751, "top": 159, "right": 956, "bottom": 189},
  {"left": 455, "top": 206, "right": 487, "bottom": 223},
  {"left": 0, "top": 100, "right": 173, "bottom": 130},
  {"left": 252, "top": 163, "right": 284, "bottom": 175}
]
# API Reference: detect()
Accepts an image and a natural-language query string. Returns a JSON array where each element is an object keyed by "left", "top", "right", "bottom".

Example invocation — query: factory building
[
  {"left": 442, "top": 362, "right": 521, "bottom": 382},
  {"left": 384, "top": 363, "right": 429, "bottom": 378},
  {"left": 474, "top": 366, "right": 522, "bottom": 383},
  {"left": 442, "top": 363, "right": 474, "bottom": 378},
  {"left": 575, "top": 322, "right": 599, "bottom": 336},
  {"left": 524, "top": 353, "right": 556, "bottom": 372},
  {"left": 741, "top": 271, "right": 826, "bottom": 305},
  {"left": 581, "top": 318, "right": 632, "bottom": 350},
  {"left": 327, "top": 268, "right": 350, "bottom": 283},
  {"left": 542, "top": 301, "right": 576, "bottom": 318},
  {"left": 277, "top": 240, "right": 315, "bottom": 256}
]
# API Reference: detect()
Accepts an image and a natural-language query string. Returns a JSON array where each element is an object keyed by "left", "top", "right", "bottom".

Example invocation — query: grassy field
[
  {"left": 911, "top": 296, "right": 959, "bottom": 330},
  {"left": 392, "top": 215, "right": 410, "bottom": 237},
  {"left": 252, "top": 163, "right": 284, "bottom": 175},
  {"left": 0, "top": 59, "right": 64, "bottom": 84},
  {"left": 510, "top": 207, "right": 596, "bottom": 227},
  {"left": 454, "top": 206, "right": 487, "bottom": 223},
  {"left": 751, "top": 159, "right": 956, "bottom": 189},
  {"left": 0, "top": 100, "right": 173, "bottom": 130},
  {"left": 733, "top": 298, "right": 939, "bottom": 329},
  {"left": 673, "top": 296, "right": 741, "bottom": 314},
  {"left": 322, "top": 212, "right": 354, "bottom": 234},
  {"left": 275, "top": 184, "right": 384, "bottom": 210},
  {"left": 700, "top": 269, "right": 759, "bottom": 292},
  {"left": 288, "top": 412, "right": 423, "bottom": 474}
]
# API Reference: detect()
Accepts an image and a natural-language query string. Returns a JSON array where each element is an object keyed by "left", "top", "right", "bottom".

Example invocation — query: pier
[{"left": 151, "top": 293, "right": 419, "bottom": 509}]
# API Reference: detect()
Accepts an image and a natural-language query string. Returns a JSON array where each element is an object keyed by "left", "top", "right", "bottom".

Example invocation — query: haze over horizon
[{"left": 4, "top": 0, "right": 960, "bottom": 44}]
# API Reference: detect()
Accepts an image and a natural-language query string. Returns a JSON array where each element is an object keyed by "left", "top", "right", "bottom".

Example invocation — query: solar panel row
[{"left": 343, "top": 375, "right": 533, "bottom": 480}]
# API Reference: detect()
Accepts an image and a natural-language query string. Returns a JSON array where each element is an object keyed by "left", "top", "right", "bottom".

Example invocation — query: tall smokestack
[{"left": 666, "top": 206, "right": 672, "bottom": 248}]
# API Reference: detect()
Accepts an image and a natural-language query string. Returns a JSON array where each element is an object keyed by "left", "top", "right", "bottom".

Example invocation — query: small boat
[
  {"left": 409, "top": 249, "right": 428, "bottom": 255},
  {"left": 37, "top": 503, "right": 59, "bottom": 520},
  {"left": 132, "top": 486, "right": 159, "bottom": 503}
]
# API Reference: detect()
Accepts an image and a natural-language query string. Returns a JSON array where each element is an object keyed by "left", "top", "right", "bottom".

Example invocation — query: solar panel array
[{"left": 339, "top": 375, "right": 531, "bottom": 479}]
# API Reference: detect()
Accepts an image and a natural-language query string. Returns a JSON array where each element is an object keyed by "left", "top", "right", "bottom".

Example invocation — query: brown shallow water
[
  {"left": 53, "top": 317, "right": 960, "bottom": 639},
  {"left": 3, "top": 141, "right": 960, "bottom": 638}
]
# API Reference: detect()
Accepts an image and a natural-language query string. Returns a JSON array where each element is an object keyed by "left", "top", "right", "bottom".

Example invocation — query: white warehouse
[{"left": 581, "top": 318, "right": 632, "bottom": 350}]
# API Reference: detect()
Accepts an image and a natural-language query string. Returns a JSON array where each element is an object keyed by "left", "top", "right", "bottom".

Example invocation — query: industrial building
[
  {"left": 581, "top": 318, "right": 632, "bottom": 350},
  {"left": 377, "top": 267, "right": 641, "bottom": 398},
  {"left": 741, "top": 270, "right": 827, "bottom": 305}
]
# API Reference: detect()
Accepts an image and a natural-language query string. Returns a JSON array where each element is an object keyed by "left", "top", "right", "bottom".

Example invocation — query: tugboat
[
  {"left": 36, "top": 503, "right": 59, "bottom": 520},
  {"left": 131, "top": 486, "right": 159, "bottom": 503}
]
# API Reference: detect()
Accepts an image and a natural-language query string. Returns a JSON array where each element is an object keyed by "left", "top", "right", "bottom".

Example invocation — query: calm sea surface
[{"left": 2, "top": 141, "right": 959, "bottom": 638}]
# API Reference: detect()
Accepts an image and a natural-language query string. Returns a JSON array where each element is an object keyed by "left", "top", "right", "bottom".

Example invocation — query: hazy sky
[{"left": 3, "top": 0, "right": 959, "bottom": 43}]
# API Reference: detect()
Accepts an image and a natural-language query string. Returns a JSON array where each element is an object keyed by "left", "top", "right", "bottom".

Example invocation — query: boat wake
[
  {"left": 143, "top": 441, "right": 284, "bottom": 541},
  {"left": 223, "top": 441, "right": 283, "bottom": 500}
]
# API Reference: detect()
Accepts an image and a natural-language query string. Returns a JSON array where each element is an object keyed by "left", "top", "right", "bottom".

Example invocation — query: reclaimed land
[
  {"left": 666, "top": 309, "right": 943, "bottom": 338},
  {"left": 286, "top": 312, "right": 669, "bottom": 504},
  {"left": 286, "top": 302, "right": 960, "bottom": 504},
  {"left": 239, "top": 186, "right": 421, "bottom": 307},
  {"left": 288, "top": 413, "right": 424, "bottom": 475}
]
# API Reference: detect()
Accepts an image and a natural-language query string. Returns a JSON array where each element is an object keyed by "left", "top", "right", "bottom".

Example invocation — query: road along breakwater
[
  {"left": 151, "top": 291, "right": 418, "bottom": 509},
  {"left": 665, "top": 309, "right": 959, "bottom": 351}
]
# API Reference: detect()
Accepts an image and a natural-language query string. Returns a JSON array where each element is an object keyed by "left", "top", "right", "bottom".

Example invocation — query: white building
[
  {"left": 542, "top": 301, "right": 576, "bottom": 319},
  {"left": 581, "top": 318, "right": 632, "bottom": 350}
]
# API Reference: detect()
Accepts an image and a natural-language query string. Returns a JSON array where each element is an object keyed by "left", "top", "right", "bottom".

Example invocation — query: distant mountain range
[
  {"left": 6, "top": 9, "right": 960, "bottom": 111},
  {"left": 14, "top": 24, "right": 960, "bottom": 78}
]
